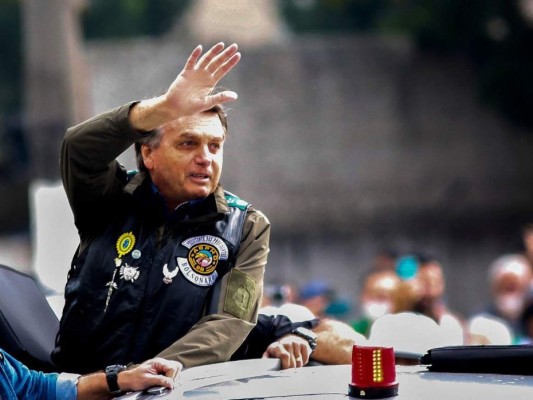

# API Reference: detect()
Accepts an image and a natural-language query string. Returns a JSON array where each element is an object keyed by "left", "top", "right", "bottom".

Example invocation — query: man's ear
[{"left": 141, "top": 144, "right": 154, "bottom": 170}]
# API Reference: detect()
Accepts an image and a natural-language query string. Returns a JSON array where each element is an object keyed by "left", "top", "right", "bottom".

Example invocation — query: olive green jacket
[{"left": 59, "top": 102, "right": 270, "bottom": 368}]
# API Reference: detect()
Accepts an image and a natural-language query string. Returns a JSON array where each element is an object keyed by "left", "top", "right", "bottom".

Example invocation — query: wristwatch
[
  {"left": 291, "top": 326, "right": 318, "bottom": 352},
  {"left": 105, "top": 364, "right": 127, "bottom": 397}
]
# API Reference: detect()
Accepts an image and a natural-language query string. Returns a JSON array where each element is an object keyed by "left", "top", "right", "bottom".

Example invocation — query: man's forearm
[
  {"left": 128, "top": 96, "right": 175, "bottom": 132},
  {"left": 156, "top": 315, "right": 255, "bottom": 367},
  {"left": 76, "top": 372, "right": 112, "bottom": 400},
  {"left": 312, "top": 319, "right": 367, "bottom": 365}
]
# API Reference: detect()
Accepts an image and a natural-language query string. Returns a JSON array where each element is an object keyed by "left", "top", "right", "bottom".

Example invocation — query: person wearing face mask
[
  {"left": 468, "top": 253, "right": 533, "bottom": 344},
  {"left": 351, "top": 270, "right": 400, "bottom": 337}
]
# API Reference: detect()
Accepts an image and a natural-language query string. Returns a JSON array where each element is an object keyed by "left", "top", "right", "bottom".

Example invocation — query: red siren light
[{"left": 349, "top": 345, "right": 399, "bottom": 398}]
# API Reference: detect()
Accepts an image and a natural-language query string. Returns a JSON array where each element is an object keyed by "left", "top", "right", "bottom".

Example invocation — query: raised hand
[
  {"left": 164, "top": 42, "right": 241, "bottom": 117},
  {"left": 129, "top": 42, "right": 241, "bottom": 132}
]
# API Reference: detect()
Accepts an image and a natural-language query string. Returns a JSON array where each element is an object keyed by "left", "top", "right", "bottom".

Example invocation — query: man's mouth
[{"left": 189, "top": 173, "right": 210, "bottom": 180}]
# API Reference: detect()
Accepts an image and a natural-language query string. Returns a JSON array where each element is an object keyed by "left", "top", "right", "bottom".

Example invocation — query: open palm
[{"left": 164, "top": 42, "right": 241, "bottom": 118}]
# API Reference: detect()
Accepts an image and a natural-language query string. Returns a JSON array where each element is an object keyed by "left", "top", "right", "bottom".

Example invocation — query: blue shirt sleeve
[
  {"left": 0, "top": 349, "right": 59, "bottom": 399},
  {"left": 56, "top": 372, "right": 79, "bottom": 400}
]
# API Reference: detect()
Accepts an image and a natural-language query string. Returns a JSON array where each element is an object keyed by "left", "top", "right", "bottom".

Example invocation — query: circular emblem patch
[
  {"left": 178, "top": 235, "right": 228, "bottom": 287},
  {"left": 116, "top": 232, "right": 136, "bottom": 257},
  {"left": 188, "top": 244, "right": 219, "bottom": 275}
]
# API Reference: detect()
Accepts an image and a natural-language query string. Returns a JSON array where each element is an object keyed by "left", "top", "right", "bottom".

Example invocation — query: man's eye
[
  {"left": 181, "top": 141, "right": 195, "bottom": 147},
  {"left": 210, "top": 143, "right": 221, "bottom": 151}
]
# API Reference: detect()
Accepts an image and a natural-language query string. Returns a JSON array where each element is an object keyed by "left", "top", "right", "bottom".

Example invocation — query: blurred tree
[
  {"left": 280, "top": 0, "right": 533, "bottom": 130},
  {"left": 0, "top": 0, "right": 22, "bottom": 115},
  {"left": 82, "top": 0, "right": 191, "bottom": 39},
  {"left": 279, "top": 0, "right": 386, "bottom": 33},
  {"left": 0, "top": 0, "right": 190, "bottom": 121},
  {"left": 0, "top": 0, "right": 24, "bottom": 181}
]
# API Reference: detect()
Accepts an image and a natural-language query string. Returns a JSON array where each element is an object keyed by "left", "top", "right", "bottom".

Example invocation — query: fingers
[
  {"left": 264, "top": 340, "right": 310, "bottom": 370},
  {"left": 183, "top": 45, "right": 203, "bottom": 71},
  {"left": 291, "top": 343, "right": 305, "bottom": 368},
  {"left": 189, "top": 42, "right": 241, "bottom": 80},
  {"left": 213, "top": 52, "right": 241, "bottom": 81},
  {"left": 209, "top": 44, "right": 240, "bottom": 78},
  {"left": 122, "top": 358, "right": 182, "bottom": 392},
  {"left": 147, "top": 375, "right": 175, "bottom": 390},
  {"left": 196, "top": 42, "right": 226, "bottom": 69},
  {"left": 264, "top": 342, "right": 291, "bottom": 369},
  {"left": 148, "top": 357, "right": 182, "bottom": 380},
  {"left": 279, "top": 334, "right": 312, "bottom": 366},
  {"left": 204, "top": 90, "right": 238, "bottom": 110},
  {"left": 160, "top": 42, "right": 240, "bottom": 120}
]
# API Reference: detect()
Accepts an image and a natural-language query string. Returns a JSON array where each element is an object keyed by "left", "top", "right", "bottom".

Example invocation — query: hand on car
[{"left": 263, "top": 334, "right": 312, "bottom": 369}]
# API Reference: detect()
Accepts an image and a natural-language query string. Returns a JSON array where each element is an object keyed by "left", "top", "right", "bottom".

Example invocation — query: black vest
[{"left": 52, "top": 181, "right": 249, "bottom": 374}]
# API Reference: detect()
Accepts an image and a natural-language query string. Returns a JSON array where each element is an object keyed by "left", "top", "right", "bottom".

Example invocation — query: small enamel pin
[
  {"left": 162, "top": 263, "right": 178, "bottom": 284},
  {"left": 120, "top": 263, "right": 140, "bottom": 282}
]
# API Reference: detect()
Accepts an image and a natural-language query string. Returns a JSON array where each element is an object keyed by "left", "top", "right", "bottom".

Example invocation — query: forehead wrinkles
[{"left": 161, "top": 114, "right": 226, "bottom": 141}]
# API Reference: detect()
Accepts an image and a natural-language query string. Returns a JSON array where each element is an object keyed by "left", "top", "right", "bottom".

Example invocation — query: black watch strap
[
  {"left": 291, "top": 326, "right": 318, "bottom": 352},
  {"left": 105, "top": 364, "right": 126, "bottom": 396}
]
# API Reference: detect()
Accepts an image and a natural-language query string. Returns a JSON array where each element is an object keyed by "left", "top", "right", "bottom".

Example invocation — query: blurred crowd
[{"left": 260, "top": 222, "right": 533, "bottom": 354}]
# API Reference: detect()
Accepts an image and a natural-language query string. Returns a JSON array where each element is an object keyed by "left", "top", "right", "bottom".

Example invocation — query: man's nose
[{"left": 194, "top": 145, "right": 212, "bottom": 165}]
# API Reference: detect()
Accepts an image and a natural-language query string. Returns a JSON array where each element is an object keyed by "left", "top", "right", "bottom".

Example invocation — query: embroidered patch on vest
[
  {"left": 224, "top": 269, "right": 256, "bottom": 320},
  {"left": 177, "top": 235, "right": 228, "bottom": 287},
  {"left": 224, "top": 193, "right": 249, "bottom": 211}
]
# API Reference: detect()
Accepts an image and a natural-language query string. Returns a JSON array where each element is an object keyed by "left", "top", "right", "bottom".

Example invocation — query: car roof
[{"left": 118, "top": 359, "right": 533, "bottom": 399}]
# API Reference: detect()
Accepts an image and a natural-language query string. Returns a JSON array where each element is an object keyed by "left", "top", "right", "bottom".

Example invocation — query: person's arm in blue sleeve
[
  {"left": 0, "top": 349, "right": 181, "bottom": 400},
  {"left": 57, "top": 373, "right": 80, "bottom": 399},
  {"left": 0, "top": 350, "right": 64, "bottom": 399}
]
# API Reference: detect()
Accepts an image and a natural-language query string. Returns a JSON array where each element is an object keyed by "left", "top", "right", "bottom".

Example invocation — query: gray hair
[{"left": 488, "top": 253, "right": 531, "bottom": 284}]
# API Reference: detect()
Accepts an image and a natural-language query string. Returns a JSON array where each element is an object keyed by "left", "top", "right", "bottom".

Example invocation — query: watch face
[{"left": 106, "top": 364, "right": 126, "bottom": 373}]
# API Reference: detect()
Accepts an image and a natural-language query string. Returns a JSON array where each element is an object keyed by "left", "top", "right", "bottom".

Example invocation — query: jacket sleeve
[
  {"left": 155, "top": 208, "right": 271, "bottom": 368},
  {"left": 60, "top": 102, "right": 145, "bottom": 233},
  {"left": 232, "top": 315, "right": 320, "bottom": 361}
]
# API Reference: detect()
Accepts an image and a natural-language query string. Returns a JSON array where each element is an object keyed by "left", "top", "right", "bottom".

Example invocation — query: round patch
[
  {"left": 188, "top": 244, "right": 219, "bottom": 275},
  {"left": 116, "top": 232, "right": 136, "bottom": 258}
]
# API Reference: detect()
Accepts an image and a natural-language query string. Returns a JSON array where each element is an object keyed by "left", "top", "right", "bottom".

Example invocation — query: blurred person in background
[
  {"left": 522, "top": 222, "right": 533, "bottom": 269},
  {"left": 351, "top": 270, "right": 401, "bottom": 337},
  {"left": 298, "top": 280, "right": 334, "bottom": 319},
  {"left": 391, "top": 255, "right": 424, "bottom": 312},
  {"left": 371, "top": 247, "right": 398, "bottom": 272},
  {"left": 367, "top": 254, "right": 464, "bottom": 361},
  {"left": 468, "top": 253, "right": 533, "bottom": 344},
  {"left": 413, "top": 253, "right": 466, "bottom": 344},
  {"left": 260, "top": 283, "right": 315, "bottom": 323}
]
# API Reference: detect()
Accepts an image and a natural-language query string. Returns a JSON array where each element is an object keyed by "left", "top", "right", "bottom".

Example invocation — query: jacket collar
[{"left": 124, "top": 170, "right": 229, "bottom": 223}]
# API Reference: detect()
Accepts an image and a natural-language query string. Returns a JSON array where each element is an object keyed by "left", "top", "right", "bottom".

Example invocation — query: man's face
[{"left": 142, "top": 112, "right": 225, "bottom": 209}]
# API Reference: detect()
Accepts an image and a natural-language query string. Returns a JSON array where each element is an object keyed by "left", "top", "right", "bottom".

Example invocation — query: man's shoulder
[
  {"left": 223, "top": 190, "right": 251, "bottom": 211},
  {"left": 215, "top": 187, "right": 270, "bottom": 228}
]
